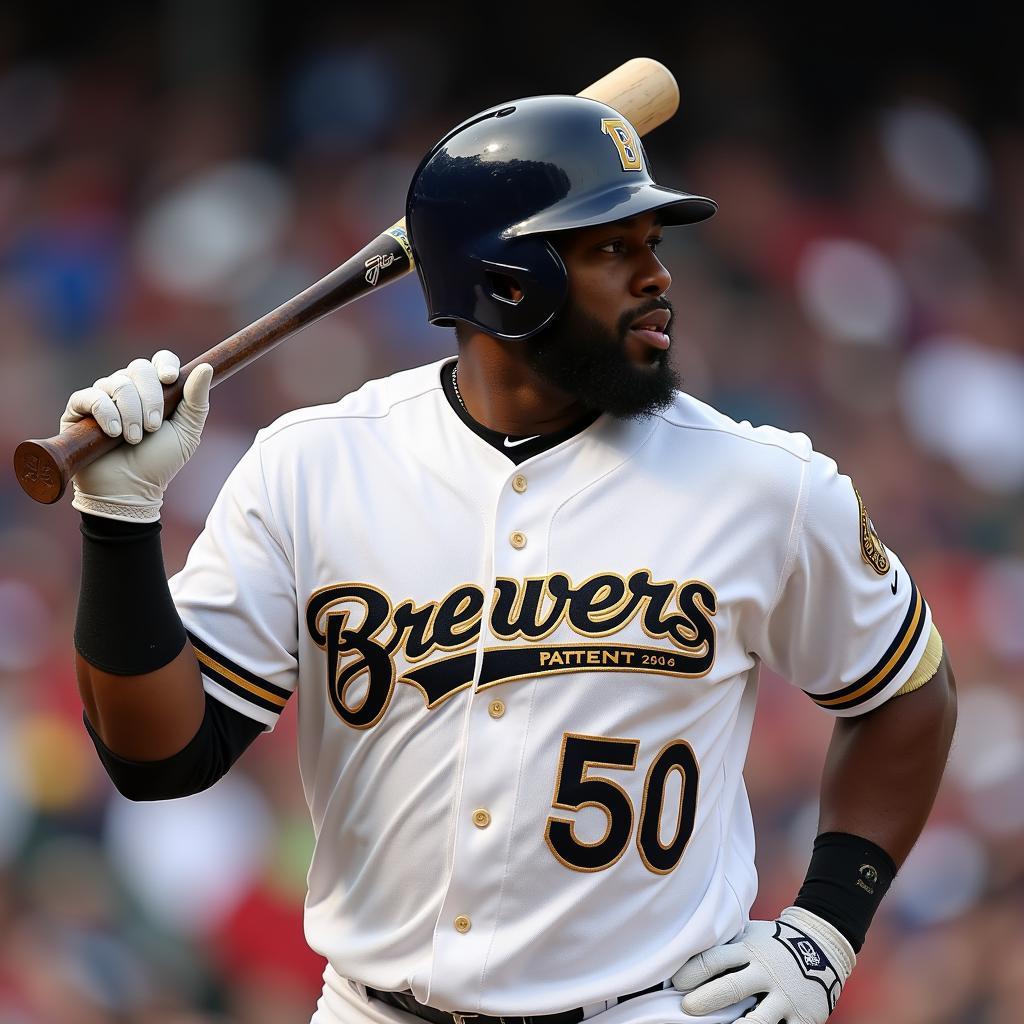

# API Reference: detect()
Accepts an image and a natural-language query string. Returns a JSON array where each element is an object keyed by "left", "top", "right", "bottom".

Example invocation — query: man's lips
[
  {"left": 629, "top": 307, "right": 671, "bottom": 351},
  {"left": 631, "top": 308, "right": 671, "bottom": 332}
]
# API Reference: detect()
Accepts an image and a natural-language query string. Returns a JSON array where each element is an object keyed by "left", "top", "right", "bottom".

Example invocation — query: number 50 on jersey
[{"left": 546, "top": 733, "right": 699, "bottom": 874}]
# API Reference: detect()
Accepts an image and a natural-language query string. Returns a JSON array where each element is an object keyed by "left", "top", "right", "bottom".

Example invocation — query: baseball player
[{"left": 65, "top": 96, "right": 956, "bottom": 1024}]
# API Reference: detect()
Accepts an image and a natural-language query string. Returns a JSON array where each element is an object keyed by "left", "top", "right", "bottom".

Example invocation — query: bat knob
[{"left": 14, "top": 440, "right": 67, "bottom": 504}]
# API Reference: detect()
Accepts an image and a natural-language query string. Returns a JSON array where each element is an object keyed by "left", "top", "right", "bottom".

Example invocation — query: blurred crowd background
[{"left": 1, "top": 3, "right": 1022, "bottom": 1022}]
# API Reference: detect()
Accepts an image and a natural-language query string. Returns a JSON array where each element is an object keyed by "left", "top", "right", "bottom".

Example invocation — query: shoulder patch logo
[
  {"left": 601, "top": 118, "right": 643, "bottom": 171},
  {"left": 854, "top": 487, "right": 890, "bottom": 576}
]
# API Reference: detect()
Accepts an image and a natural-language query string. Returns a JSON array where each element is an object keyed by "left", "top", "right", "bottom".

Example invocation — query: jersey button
[
  {"left": 488, "top": 699, "right": 506, "bottom": 719},
  {"left": 472, "top": 808, "right": 491, "bottom": 829},
  {"left": 510, "top": 531, "right": 527, "bottom": 549},
  {"left": 512, "top": 474, "right": 528, "bottom": 493},
  {"left": 454, "top": 915, "right": 472, "bottom": 933}
]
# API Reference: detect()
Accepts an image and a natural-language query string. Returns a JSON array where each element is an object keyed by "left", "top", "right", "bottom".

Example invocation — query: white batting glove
[
  {"left": 60, "top": 351, "right": 214, "bottom": 523},
  {"left": 673, "top": 907, "right": 856, "bottom": 1024}
]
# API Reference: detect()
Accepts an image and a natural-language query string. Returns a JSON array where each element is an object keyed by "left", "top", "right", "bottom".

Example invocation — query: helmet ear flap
[{"left": 466, "top": 238, "right": 567, "bottom": 339}]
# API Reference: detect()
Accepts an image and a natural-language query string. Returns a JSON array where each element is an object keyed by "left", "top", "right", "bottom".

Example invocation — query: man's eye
[{"left": 598, "top": 238, "right": 662, "bottom": 254}]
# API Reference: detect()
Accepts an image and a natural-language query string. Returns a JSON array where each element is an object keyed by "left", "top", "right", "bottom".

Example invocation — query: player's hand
[
  {"left": 672, "top": 906, "right": 855, "bottom": 1023},
  {"left": 60, "top": 351, "right": 214, "bottom": 523}
]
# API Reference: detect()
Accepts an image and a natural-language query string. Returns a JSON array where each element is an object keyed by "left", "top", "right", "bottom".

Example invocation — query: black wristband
[
  {"left": 75, "top": 513, "right": 188, "bottom": 675},
  {"left": 793, "top": 831, "right": 897, "bottom": 953}
]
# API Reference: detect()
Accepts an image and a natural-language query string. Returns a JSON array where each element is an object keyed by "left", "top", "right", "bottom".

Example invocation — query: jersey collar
[{"left": 439, "top": 359, "right": 601, "bottom": 465}]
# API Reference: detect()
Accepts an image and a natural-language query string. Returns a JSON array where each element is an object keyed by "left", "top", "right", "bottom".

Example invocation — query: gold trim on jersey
[
  {"left": 193, "top": 649, "right": 288, "bottom": 709},
  {"left": 807, "top": 576, "right": 926, "bottom": 711},
  {"left": 403, "top": 675, "right": 476, "bottom": 710},
  {"left": 187, "top": 630, "right": 292, "bottom": 714}
]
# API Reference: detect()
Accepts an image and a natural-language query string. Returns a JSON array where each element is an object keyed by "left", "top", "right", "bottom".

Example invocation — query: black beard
[{"left": 521, "top": 297, "right": 681, "bottom": 419}]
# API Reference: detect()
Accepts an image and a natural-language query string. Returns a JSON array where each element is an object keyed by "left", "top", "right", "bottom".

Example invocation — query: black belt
[{"left": 366, "top": 982, "right": 667, "bottom": 1024}]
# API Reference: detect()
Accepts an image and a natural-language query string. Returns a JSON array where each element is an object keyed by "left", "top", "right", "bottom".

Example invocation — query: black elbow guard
[{"left": 83, "top": 695, "right": 264, "bottom": 801}]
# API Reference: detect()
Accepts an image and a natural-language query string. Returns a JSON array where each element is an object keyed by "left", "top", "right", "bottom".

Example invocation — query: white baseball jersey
[{"left": 169, "top": 357, "right": 931, "bottom": 1019}]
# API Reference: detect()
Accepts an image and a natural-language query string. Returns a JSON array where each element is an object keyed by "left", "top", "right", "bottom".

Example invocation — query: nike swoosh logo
[
  {"left": 503, "top": 435, "right": 540, "bottom": 448},
  {"left": 891, "top": 571, "right": 898, "bottom": 595}
]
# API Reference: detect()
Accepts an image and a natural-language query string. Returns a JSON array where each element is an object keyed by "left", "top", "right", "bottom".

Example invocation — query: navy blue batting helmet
[{"left": 406, "top": 94, "right": 716, "bottom": 340}]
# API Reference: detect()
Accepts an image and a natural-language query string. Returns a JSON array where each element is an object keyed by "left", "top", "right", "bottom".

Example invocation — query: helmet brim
[{"left": 507, "top": 183, "right": 717, "bottom": 238}]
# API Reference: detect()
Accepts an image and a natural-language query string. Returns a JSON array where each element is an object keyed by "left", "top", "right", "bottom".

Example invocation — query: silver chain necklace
[{"left": 451, "top": 363, "right": 467, "bottom": 411}]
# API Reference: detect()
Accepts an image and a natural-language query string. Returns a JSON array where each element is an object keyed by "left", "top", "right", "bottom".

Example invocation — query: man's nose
[{"left": 632, "top": 252, "right": 672, "bottom": 297}]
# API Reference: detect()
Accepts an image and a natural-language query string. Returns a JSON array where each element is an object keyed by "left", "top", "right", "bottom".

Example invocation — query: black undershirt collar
[{"left": 440, "top": 359, "right": 600, "bottom": 465}]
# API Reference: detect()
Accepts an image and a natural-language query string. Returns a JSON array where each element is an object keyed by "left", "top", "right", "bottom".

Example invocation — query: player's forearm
[
  {"left": 816, "top": 652, "right": 958, "bottom": 866},
  {"left": 780, "top": 655, "right": 957, "bottom": 955},
  {"left": 75, "top": 512, "right": 205, "bottom": 761}
]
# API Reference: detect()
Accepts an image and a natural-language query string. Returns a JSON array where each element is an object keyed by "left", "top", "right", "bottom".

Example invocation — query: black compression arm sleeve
[
  {"left": 76, "top": 513, "right": 188, "bottom": 675},
  {"left": 84, "top": 693, "right": 264, "bottom": 801}
]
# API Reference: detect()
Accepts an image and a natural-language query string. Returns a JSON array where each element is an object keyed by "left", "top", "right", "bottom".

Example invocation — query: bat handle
[
  {"left": 14, "top": 220, "right": 417, "bottom": 505},
  {"left": 14, "top": 369, "right": 195, "bottom": 505}
]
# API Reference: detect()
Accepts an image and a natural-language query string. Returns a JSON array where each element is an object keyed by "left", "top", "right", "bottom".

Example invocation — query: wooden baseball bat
[{"left": 15, "top": 57, "right": 681, "bottom": 504}]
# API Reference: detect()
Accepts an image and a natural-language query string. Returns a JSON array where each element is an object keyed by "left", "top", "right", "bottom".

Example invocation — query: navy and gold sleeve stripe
[
  {"left": 187, "top": 631, "right": 292, "bottom": 715},
  {"left": 805, "top": 576, "right": 927, "bottom": 711}
]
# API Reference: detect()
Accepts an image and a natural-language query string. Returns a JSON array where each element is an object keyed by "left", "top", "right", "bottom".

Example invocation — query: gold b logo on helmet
[{"left": 601, "top": 118, "right": 643, "bottom": 171}]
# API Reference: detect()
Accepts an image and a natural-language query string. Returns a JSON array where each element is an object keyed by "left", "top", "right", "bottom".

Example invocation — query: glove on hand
[
  {"left": 673, "top": 906, "right": 855, "bottom": 1024},
  {"left": 60, "top": 351, "right": 213, "bottom": 523}
]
